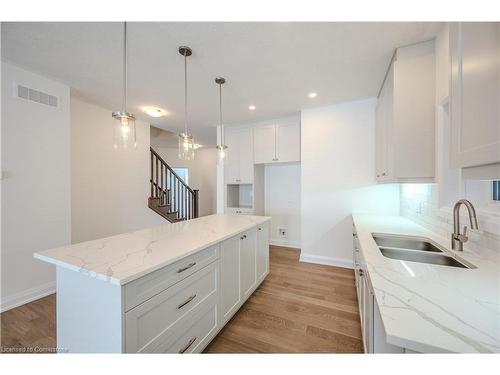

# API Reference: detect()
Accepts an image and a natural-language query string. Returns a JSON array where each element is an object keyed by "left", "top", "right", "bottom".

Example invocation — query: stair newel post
[{"left": 193, "top": 190, "right": 199, "bottom": 218}]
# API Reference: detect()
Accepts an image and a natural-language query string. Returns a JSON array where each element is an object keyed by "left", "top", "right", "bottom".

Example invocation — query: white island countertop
[
  {"left": 352, "top": 214, "right": 500, "bottom": 353},
  {"left": 34, "top": 214, "right": 270, "bottom": 286}
]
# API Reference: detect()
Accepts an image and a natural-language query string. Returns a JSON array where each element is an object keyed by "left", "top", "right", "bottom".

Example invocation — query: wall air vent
[{"left": 16, "top": 84, "right": 58, "bottom": 108}]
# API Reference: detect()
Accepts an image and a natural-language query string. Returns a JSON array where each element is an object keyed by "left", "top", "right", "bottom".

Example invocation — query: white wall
[
  {"left": 265, "top": 163, "right": 301, "bottom": 248},
  {"left": 1, "top": 62, "right": 71, "bottom": 311},
  {"left": 71, "top": 96, "right": 165, "bottom": 244},
  {"left": 300, "top": 98, "right": 400, "bottom": 268},
  {"left": 153, "top": 147, "right": 217, "bottom": 217}
]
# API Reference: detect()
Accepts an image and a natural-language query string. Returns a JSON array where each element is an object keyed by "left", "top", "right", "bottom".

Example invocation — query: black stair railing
[{"left": 149, "top": 147, "right": 199, "bottom": 222}]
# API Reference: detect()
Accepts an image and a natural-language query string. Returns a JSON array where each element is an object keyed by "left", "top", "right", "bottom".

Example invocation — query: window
[
  {"left": 493, "top": 181, "right": 500, "bottom": 202},
  {"left": 173, "top": 167, "right": 189, "bottom": 184}
]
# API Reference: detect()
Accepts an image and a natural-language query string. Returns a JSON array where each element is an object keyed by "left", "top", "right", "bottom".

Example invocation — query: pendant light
[
  {"left": 178, "top": 46, "right": 195, "bottom": 160},
  {"left": 215, "top": 77, "right": 227, "bottom": 165},
  {"left": 112, "top": 22, "right": 136, "bottom": 149}
]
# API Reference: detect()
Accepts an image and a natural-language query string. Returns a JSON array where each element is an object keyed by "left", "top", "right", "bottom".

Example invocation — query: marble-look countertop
[
  {"left": 34, "top": 214, "right": 271, "bottom": 286},
  {"left": 352, "top": 214, "right": 500, "bottom": 353}
]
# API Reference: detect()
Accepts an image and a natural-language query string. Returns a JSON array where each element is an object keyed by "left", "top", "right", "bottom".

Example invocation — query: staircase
[{"left": 148, "top": 147, "right": 199, "bottom": 222}]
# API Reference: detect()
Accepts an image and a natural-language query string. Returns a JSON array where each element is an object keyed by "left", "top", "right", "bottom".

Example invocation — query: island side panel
[{"left": 56, "top": 267, "right": 124, "bottom": 353}]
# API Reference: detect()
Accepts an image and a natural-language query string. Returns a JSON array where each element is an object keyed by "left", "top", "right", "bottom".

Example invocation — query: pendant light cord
[
  {"left": 123, "top": 22, "right": 127, "bottom": 113},
  {"left": 184, "top": 50, "right": 188, "bottom": 135},
  {"left": 219, "top": 82, "right": 223, "bottom": 145}
]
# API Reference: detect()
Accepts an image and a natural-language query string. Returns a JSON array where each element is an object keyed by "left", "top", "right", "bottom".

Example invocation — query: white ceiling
[{"left": 1, "top": 22, "right": 440, "bottom": 145}]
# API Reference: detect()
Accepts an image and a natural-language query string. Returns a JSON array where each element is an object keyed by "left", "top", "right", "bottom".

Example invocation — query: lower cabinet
[
  {"left": 220, "top": 235, "right": 241, "bottom": 324},
  {"left": 123, "top": 222, "right": 270, "bottom": 353},
  {"left": 256, "top": 224, "right": 270, "bottom": 283},
  {"left": 220, "top": 223, "right": 269, "bottom": 325},
  {"left": 353, "top": 225, "right": 405, "bottom": 354},
  {"left": 240, "top": 229, "right": 257, "bottom": 300}
]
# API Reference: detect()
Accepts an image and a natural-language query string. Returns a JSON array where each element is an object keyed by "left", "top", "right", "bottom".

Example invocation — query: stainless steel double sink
[{"left": 372, "top": 233, "right": 475, "bottom": 269}]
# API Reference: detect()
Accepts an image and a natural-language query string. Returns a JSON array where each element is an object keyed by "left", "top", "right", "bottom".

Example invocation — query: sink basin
[
  {"left": 372, "top": 234, "right": 443, "bottom": 252},
  {"left": 379, "top": 247, "right": 470, "bottom": 268},
  {"left": 372, "top": 233, "right": 475, "bottom": 269}
]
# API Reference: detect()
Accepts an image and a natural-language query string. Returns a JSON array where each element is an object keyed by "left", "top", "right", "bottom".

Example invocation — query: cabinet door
[
  {"left": 253, "top": 124, "right": 276, "bottom": 164},
  {"left": 220, "top": 236, "right": 241, "bottom": 324},
  {"left": 239, "top": 229, "right": 257, "bottom": 299},
  {"left": 362, "top": 275, "right": 374, "bottom": 354},
  {"left": 276, "top": 121, "right": 300, "bottom": 163},
  {"left": 450, "top": 22, "right": 500, "bottom": 168},
  {"left": 256, "top": 223, "right": 269, "bottom": 282},
  {"left": 224, "top": 131, "right": 240, "bottom": 183},
  {"left": 238, "top": 128, "right": 254, "bottom": 183}
]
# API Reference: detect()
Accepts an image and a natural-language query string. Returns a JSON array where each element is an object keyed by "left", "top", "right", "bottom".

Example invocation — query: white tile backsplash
[{"left": 400, "top": 184, "right": 500, "bottom": 255}]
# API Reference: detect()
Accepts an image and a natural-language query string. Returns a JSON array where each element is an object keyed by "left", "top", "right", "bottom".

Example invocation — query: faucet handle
[{"left": 456, "top": 226, "right": 469, "bottom": 243}]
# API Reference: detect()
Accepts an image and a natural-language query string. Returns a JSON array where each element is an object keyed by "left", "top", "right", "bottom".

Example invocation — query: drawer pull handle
[
  {"left": 179, "top": 337, "right": 197, "bottom": 354},
  {"left": 177, "top": 294, "right": 197, "bottom": 309},
  {"left": 177, "top": 262, "right": 196, "bottom": 273},
  {"left": 258, "top": 227, "right": 262, "bottom": 231}
]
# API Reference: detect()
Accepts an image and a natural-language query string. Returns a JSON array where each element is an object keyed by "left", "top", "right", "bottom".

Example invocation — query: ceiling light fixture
[
  {"left": 112, "top": 22, "right": 136, "bottom": 149},
  {"left": 308, "top": 92, "right": 317, "bottom": 98},
  {"left": 143, "top": 106, "right": 167, "bottom": 118},
  {"left": 178, "top": 46, "right": 195, "bottom": 160},
  {"left": 215, "top": 77, "right": 227, "bottom": 166},
  {"left": 248, "top": 105, "right": 256, "bottom": 111}
]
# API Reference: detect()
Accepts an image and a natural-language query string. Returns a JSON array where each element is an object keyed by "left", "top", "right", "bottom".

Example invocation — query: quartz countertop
[
  {"left": 352, "top": 214, "right": 500, "bottom": 353},
  {"left": 34, "top": 214, "right": 271, "bottom": 286}
]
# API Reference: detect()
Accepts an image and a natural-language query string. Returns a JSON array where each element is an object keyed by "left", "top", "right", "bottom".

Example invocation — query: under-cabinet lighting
[
  {"left": 248, "top": 105, "right": 256, "bottom": 111},
  {"left": 308, "top": 92, "right": 317, "bottom": 98}
]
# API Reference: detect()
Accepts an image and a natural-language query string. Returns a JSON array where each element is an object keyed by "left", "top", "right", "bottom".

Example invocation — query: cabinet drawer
[
  {"left": 125, "top": 262, "right": 218, "bottom": 353},
  {"left": 154, "top": 300, "right": 218, "bottom": 353},
  {"left": 124, "top": 244, "right": 219, "bottom": 311}
]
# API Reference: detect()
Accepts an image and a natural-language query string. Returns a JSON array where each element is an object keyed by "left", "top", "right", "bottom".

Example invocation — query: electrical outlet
[{"left": 279, "top": 228, "right": 287, "bottom": 237}]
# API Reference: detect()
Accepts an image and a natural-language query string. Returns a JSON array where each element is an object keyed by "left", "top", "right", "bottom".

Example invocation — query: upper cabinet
[
  {"left": 224, "top": 128, "right": 254, "bottom": 184},
  {"left": 375, "top": 40, "right": 436, "bottom": 183},
  {"left": 450, "top": 23, "right": 500, "bottom": 174},
  {"left": 253, "top": 117, "right": 300, "bottom": 164}
]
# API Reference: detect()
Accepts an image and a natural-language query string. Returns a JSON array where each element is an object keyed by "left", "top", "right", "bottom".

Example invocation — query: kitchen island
[{"left": 34, "top": 214, "right": 271, "bottom": 353}]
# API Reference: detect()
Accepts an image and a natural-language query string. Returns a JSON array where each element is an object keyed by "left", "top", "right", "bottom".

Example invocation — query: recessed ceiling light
[
  {"left": 308, "top": 92, "right": 317, "bottom": 98},
  {"left": 248, "top": 105, "right": 256, "bottom": 111},
  {"left": 143, "top": 106, "right": 167, "bottom": 118}
]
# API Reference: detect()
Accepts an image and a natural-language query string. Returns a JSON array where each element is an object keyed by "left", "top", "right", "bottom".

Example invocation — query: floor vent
[{"left": 17, "top": 84, "right": 58, "bottom": 108}]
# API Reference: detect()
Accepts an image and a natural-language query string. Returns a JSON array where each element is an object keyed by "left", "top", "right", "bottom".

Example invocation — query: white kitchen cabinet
[
  {"left": 375, "top": 40, "right": 435, "bottom": 183},
  {"left": 256, "top": 223, "right": 269, "bottom": 283},
  {"left": 352, "top": 225, "right": 408, "bottom": 354},
  {"left": 220, "top": 235, "right": 241, "bottom": 324},
  {"left": 276, "top": 120, "right": 301, "bottom": 162},
  {"left": 239, "top": 228, "right": 257, "bottom": 300},
  {"left": 225, "top": 128, "right": 254, "bottom": 184},
  {"left": 253, "top": 117, "right": 300, "bottom": 164},
  {"left": 450, "top": 22, "right": 500, "bottom": 173},
  {"left": 253, "top": 124, "right": 276, "bottom": 164}
]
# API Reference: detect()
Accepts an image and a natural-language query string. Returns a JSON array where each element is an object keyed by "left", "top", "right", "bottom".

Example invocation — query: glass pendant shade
[
  {"left": 113, "top": 112, "right": 136, "bottom": 149},
  {"left": 215, "top": 77, "right": 227, "bottom": 165},
  {"left": 178, "top": 132, "right": 195, "bottom": 160}
]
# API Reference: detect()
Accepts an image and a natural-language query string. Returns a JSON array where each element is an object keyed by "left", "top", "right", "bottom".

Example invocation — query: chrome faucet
[{"left": 451, "top": 199, "right": 479, "bottom": 251}]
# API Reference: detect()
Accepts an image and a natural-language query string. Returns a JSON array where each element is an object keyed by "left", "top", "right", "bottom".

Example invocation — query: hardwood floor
[
  {"left": 0, "top": 246, "right": 362, "bottom": 353},
  {"left": 0, "top": 294, "right": 56, "bottom": 353},
  {"left": 204, "top": 246, "right": 363, "bottom": 353}
]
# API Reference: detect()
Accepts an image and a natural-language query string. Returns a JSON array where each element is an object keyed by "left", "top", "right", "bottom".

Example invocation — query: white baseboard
[
  {"left": 269, "top": 238, "right": 301, "bottom": 249},
  {"left": 299, "top": 253, "right": 353, "bottom": 269},
  {"left": 1, "top": 281, "right": 55, "bottom": 313}
]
